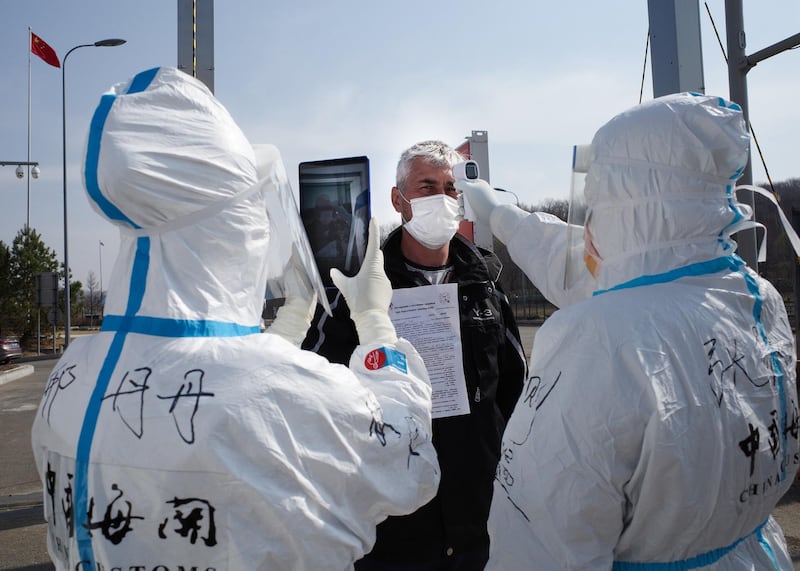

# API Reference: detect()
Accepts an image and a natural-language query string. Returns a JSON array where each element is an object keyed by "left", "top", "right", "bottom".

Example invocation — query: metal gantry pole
[
  {"left": 724, "top": 0, "right": 800, "bottom": 271},
  {"left": 724, "top": 0, "right": 758, "bottom": 270}
]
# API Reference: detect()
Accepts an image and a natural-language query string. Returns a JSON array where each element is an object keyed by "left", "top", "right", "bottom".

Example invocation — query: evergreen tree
[
  {"left": 0, "top": 241, "right": 12, "bottom": 336},
  {"left": 6, "top": 227, "right": 59, "bottom": 341}
]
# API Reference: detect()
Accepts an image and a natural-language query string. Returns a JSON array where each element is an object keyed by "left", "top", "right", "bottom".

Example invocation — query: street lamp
[{"left": 62, "top": 38, "right": 126, "bottom": 348}]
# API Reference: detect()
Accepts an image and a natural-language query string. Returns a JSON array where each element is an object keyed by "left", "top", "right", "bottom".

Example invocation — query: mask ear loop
[
  {"left": 735, "top": 185, "right": 800, "bottom": 264},
  {"left": 397, "top": 188, "right": 412, "bottom": 225}
]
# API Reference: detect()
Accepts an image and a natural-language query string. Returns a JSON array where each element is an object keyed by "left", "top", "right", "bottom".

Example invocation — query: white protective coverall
[
  {"left": 477, "top": 93, "right": 799, "bottom": 569},
  {"left": 31, "top": 67, "right": 439, "bottom": 571}
]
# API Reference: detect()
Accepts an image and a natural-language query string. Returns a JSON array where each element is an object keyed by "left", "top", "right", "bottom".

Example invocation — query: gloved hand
[
  {"left": 454, "top": 178, "right": 500, "bottom": 226},
  {"left": 267, "top": 294, "right": 317, "bottom": 346},
  {"left": 267, "top": 251, "right": 317, "bottom": 347},
  {"left": 455, "top": 178, "right": 528, "bottom": 246},
  {"left": 331, "top": 217, "right": 398, "bottom": 345}
]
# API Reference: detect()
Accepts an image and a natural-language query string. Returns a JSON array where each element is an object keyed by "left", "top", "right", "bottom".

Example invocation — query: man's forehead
[{"left": 407, "top": 158, "right": 453, "bottom": 179}]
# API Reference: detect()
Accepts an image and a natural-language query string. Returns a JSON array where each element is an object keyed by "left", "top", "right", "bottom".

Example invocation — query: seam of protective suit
[{"left": 73, "top": 68, "right": 160, "bottom": 568}]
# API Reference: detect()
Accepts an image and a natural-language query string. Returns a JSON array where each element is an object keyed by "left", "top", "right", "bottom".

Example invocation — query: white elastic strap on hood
[
  {"left": 735, "top": 185, "right": 800, "bottom": 263},
  {"left": 123, "top": 177, "right": 266, "bottom": 238}
]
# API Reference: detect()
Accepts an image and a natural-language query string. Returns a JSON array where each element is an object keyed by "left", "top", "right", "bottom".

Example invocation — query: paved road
[
  {"left": 0, "top": 357, "right": 57, "bottom": 570},
  {"left": 1, "top": 328, "right": 799, "bottom": 569}
]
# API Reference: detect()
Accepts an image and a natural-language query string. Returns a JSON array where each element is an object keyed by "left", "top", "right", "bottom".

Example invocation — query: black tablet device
[{"left": 298, "top": 156, "right": 370, "bottom": 288}]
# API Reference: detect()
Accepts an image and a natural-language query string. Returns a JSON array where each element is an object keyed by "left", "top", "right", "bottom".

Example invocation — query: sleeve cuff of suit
[{"left": 490, "top": 204, "right": 530, "bottom": 246}]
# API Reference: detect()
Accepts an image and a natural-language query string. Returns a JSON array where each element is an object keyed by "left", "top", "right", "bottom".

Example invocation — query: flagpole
[{"left": 27, "top": 26, "right": 32, "bottom": 230}]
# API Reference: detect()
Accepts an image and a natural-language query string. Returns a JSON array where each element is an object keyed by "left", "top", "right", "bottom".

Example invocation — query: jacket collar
[{"left": 382, "top": 227, "right": 502, "bottom": 286}]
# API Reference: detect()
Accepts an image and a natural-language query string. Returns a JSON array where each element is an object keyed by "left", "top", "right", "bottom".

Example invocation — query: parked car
[{"left": 0, "top": 336, "right": 22, "bottom": 364}]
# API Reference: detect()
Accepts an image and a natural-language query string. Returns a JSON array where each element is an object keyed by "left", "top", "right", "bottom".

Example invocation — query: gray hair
[{"left": 395, "top": 140, "right": 465, "bottom": 188}]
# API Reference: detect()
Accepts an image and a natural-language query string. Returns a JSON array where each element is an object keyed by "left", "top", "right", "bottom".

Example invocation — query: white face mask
[{"left": 401, "top": 194, "right": 461, "bottom": 250}]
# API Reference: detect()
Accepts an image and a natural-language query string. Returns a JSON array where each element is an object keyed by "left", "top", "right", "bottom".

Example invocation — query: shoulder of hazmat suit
[
  {"left": 30, "top": 66, "right": 439, "bottom": 571},
  {"left": 487, "top": 93, "right": 798, "bottom": 570}
]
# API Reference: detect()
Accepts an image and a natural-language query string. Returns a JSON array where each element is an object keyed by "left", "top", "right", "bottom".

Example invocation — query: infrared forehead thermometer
[
  {"left": 452, "top": 160, "right": 480, "bottom": 181},
  {"left": 451, "top": 161, "right": 479, "bottom": 221}
]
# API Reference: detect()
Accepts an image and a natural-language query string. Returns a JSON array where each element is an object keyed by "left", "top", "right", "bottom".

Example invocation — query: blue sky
[{"left": 1, "top": 1, "right": 799, "bottom": 288}]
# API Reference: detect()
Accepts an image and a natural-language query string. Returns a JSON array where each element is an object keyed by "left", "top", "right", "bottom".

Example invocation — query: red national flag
[{"left": 31, "top": 32, "right": 60, "bottom": 68}]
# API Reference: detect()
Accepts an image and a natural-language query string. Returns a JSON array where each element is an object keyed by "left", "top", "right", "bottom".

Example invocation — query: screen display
[{"left": 299, "top": 156, "right": 370, "bottom": 288}]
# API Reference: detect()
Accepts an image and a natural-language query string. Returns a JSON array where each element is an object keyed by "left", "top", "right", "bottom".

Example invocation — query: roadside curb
[
  {"left": 0, "top": 491, "right": 42, "bottom": 511},
  {"left": 0, "top": 354, "right": 58, "bottom": 387},
  {"left": 0, "top": 364, "right": 35, "bottom": 387}
]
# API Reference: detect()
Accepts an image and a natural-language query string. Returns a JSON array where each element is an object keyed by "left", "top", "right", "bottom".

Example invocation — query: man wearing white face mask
[
  {"left": 303, "top": 140, "right": 526, "bottom": 570},
  {"left": 393, "top": 157, "right": 463, "bottom": 255}
]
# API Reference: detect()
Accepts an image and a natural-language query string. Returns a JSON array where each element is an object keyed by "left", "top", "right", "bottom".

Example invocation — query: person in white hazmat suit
[
  {"left": 30, "top": 66, "right": 440, "bottom": 571},
  {"left": 455, "top": 92, "right": 799, "bottom": 569}
]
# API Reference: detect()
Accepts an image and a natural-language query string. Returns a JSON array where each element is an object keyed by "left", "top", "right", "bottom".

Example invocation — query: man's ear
[{"left": 391, "top": 186, "right": 403, "bottom": 213}]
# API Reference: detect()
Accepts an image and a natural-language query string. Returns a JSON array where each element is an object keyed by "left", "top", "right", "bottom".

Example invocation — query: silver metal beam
[
  {"left": 178, "top": 0, "right": 215, "bottom": 93},
  {"left": 647, "top": 0, "right": 705, "bottom": 96}
]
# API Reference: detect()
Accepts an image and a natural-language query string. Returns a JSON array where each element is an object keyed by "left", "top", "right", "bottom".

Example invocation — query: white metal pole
[{"left": 27, "top": 27, "right": 31, "bottom": 230}]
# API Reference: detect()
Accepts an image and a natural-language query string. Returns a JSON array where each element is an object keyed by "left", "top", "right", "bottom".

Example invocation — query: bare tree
[
  {"left": 531, "top": 198, "right": 570, "bottom": 221},
  {"left": 85, "top": 271, "right": 101, "bottom": 327}
]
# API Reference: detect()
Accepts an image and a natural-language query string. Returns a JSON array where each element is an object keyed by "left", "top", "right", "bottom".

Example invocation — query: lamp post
[{"left": 62, "top": 38, "right": 125, "bottom": 348}]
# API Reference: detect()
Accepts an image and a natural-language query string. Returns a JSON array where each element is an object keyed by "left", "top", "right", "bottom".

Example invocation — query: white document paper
[{"left": 389, "top": 283, "right": 470, "bottom": 419}]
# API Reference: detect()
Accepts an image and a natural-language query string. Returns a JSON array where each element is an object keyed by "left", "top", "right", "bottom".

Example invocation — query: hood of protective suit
[
  {"left": 584, "top": 92, "right": 751, "bottom": 292},
  {"left": 83, "top": 67, "right": 271, "bottom": 328}
]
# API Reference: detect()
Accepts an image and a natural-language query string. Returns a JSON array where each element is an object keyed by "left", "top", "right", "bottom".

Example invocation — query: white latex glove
[
  {"left": 267, "top": 255, "right": 317, "bottom": 346},
  {"left": 454, "top": 178, "right": 500, "bottom": 225},
  {"left": 455, "top": 178, "right": 529, "bottom": 246},
  {"left": 331, "top": 217, "right": 398, "bottom": 345},
  {"left": 267, "top": 294, "right": 317, "bottom": 346}
]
